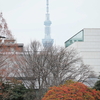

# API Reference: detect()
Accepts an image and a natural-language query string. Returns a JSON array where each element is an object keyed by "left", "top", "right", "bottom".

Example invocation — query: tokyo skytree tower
[{"left": 42, "top": 0, "right": 54, "bottom": 48}]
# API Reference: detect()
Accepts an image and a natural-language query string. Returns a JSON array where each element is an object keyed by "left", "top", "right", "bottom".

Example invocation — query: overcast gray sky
[{"left": 0, "top": 0, "right": 100, "bottom": 46}]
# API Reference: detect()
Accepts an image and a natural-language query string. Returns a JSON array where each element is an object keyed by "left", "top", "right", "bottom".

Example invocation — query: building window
[{"left": 65, "top": 30, "right": 84, "bottom": 47}]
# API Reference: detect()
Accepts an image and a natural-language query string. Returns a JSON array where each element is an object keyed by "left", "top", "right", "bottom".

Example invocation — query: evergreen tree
[{"left": 93, "top": 80, "right": 100, "bottom": 90}]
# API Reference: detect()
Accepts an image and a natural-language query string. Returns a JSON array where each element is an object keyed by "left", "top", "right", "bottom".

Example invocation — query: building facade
[{"left": 65, "top": 28, "right": 100, "bottom": 75}]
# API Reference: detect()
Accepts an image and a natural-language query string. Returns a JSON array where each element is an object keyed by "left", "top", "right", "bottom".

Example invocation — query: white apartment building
[{"left": 65, "top": 28, "right": 100, "bottom": 76}]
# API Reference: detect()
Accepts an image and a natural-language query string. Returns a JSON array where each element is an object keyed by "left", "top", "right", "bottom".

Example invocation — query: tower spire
[
  {"left": 46, "top": 0, "right": 49, "bottom": 13},
  {"left": 42, "top": 0, "right": 54, "bottom": 48}
]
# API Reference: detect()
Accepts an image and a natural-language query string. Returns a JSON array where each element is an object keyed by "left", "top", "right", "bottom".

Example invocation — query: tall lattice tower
[{"left": 42, "top": 0, "right": 54, "bottom": 48}]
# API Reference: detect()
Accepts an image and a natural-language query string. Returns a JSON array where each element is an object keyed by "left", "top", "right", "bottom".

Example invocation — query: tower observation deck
[{"left": 42, "top": 0, "right": 54, "bottom": 48}]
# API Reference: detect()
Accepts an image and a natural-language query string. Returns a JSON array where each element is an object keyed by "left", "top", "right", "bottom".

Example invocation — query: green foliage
[
  {"left": 0, "top": 79, "right": 35, "bottom": 100},
  {"left": 0, "top": 83, "right": 28, "bottom": 100},
  {"left": 8, "top": 84, "right": 29, "bottom": 100},
  {"left": 93, "top": 80, "right": 100, "bottom": 90}
]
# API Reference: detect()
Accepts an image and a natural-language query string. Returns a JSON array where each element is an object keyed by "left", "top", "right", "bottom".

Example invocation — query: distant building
[
  {"left": 42, "top": 0, "right": 54, "bottom": 48},
  {"left": 65, "top": 28, "right": 100, "bottom": 75},
  {"left": 0, "top": 39, "right": 23, "bottom": 52}
]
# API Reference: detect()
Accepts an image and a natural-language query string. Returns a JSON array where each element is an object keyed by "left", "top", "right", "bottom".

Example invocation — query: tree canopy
[
  {"left": 15, "top": 41, "right": 94, "bottom": 99},
  {"left": 42, "top": 81, "right": 100, "bottom": 100},
  {"left": 93, "top": 80, "right": 100, "bottom": 91}
]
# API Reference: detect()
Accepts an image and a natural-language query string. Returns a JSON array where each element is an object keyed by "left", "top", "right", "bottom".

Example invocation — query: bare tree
[
  {"left": 0, "top": 12, "right": 26, "bottom": 100},
  {"left": 15, "top": 40, "right": 93, "bottom": 99},
  {"left": 0, "top": 12, "right": 21, "bottom": 82}
]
